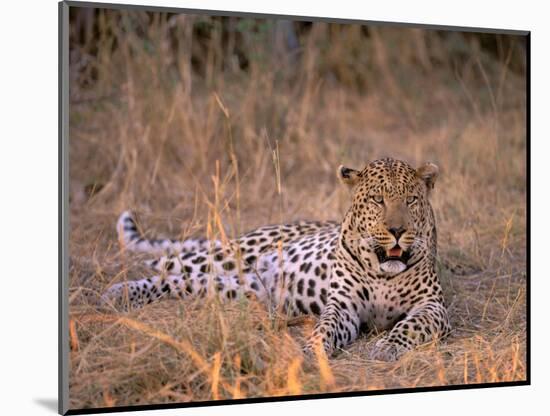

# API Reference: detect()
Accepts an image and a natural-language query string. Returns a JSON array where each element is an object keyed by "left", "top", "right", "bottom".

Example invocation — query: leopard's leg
[
  {"left": 117, "top": 211, "right": 221, "bottom": 255},
  {"left": 100, "top": 268, "right": 269, "bottom": 310},
  {"left": 101, "top": 247, "right": 277, "bottom": 310},
  {"left": 369, "top": 300, "right": 450, "bottom": 362},
  {"left": 305, "top": 295, "right": 361, "bottom": 357},
  {"left": 100, "top": 274, "right": 195, "bottom": 310}
]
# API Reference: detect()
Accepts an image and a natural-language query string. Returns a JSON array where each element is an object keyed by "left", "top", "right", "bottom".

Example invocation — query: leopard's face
[{"left": 338, "top": 158, "right": 438, "bottom": 275}]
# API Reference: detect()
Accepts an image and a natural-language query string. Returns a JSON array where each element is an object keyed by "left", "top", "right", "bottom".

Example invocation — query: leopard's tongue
[{"left": 388, "top": 247, "right": 403, "bottom": 258}]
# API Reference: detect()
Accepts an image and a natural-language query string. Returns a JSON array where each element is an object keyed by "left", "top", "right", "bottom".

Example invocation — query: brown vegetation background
[{"left": 68, "top": 7, "right": 527, "bottom": 410}]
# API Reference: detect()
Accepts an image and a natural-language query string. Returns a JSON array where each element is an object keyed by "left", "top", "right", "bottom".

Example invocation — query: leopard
[{"left": 101, "top": 157, "right": 450, "bottom": 361}]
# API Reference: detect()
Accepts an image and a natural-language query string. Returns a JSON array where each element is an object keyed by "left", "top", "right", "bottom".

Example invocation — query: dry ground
[{"left": 67, "top": 15, "right": 527, "bottom": 410}]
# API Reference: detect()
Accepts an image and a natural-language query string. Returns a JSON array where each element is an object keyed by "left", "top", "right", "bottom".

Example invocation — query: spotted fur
[{"left": 102, "top": 158, "right": 450, "bottom": 361}]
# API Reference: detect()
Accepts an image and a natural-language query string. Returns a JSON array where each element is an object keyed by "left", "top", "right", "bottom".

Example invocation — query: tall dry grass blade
[
  {"left": 211, "top": 352, "right": 222, "bottom": 400},
  {"left": 286, "top": 357, "right": 303, "bottom": 395},
  {"left": 473, "top": 350, "right": 482, "bottom": 383},
  {"left": 501, "top": 213, "right": 515, "bottom": 256},
  {"left": 435, "top": 353, "right": 447, "bottom": 385},
  {"left": 69, "top": 318, "right": 80, "bottom": 352},
  {"left": 213, "top": 92, "right": 230, "bottom": 119},
  {"left": 232, "top": 354, "right": 244, "bottom": 399},
  {"left": 102, "top": 383, "right": 116, "bottom": 407},
  {"left": 314, "top": 344, "right": 336, "bottom": 391},
  {"left": 509, "top": 338, "right": 520, "bottom": 381},
  {"left": 150, "top": 90, "right": 179, "bottom": 185},
  {"left": 463, "top": 352, "right": 468, "bottom": 384}
]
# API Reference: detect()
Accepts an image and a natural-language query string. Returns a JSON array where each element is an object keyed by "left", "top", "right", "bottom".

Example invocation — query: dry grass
[{"left": 68, "top": 10, "right": 527, "bottom": 410}]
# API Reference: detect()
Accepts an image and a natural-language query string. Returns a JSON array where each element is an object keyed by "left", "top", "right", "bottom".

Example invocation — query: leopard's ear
[
  {"left": 337, "top": 165, "right": 361, "bottom": 186},
  {"left": 416, "top": 162, "right": 439, "bottom": 190}
]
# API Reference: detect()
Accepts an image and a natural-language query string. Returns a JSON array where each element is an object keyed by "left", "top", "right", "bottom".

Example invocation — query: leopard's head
[{"left": 338, "top": 158, "right": 438, "bottom": 275}]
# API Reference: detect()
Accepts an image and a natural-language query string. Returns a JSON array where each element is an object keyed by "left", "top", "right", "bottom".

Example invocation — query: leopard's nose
[{"left": 388, "top": 227, "right": 406, "bottom": 240}]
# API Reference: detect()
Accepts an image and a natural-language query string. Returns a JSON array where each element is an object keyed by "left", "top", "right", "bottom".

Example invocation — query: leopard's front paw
[
  {"left": 302, "top": 342, "right": 314, "bottom": 358},
  {"left": 303, "top": 335, "right": 332, "bottom": 359},
  {"left": 368, "top": 337, "right": 409, "bottom": 362},
  {"left": 302, "top": 339, "right": 320, "bottom": 358}
]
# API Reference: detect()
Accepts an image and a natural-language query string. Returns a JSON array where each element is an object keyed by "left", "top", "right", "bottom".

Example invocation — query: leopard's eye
[
  {"left": 372, "top": 195, "right": 384, "bottom": 204},
  {"left": 406, "top": 196, "right": 417, "bottom": 205}
]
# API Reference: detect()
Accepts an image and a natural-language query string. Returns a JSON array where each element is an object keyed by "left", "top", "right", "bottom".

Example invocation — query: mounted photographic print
[{"left": 59, "top": 1, "right": 530, "bottom": 414}]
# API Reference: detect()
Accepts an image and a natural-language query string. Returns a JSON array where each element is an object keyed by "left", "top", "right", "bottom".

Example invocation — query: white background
[{"left": 0, "top": 0, "right": 546, "bottom": 415}]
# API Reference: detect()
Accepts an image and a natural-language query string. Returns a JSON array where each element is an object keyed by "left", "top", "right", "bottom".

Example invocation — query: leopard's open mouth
[{"left": 375, "top": 245, "right": 411, "bottom": 265}]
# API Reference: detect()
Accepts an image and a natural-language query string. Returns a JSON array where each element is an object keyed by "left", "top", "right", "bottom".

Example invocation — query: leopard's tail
[{"left": 117, "top": 211, "right": 220, "bottom": 255}]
